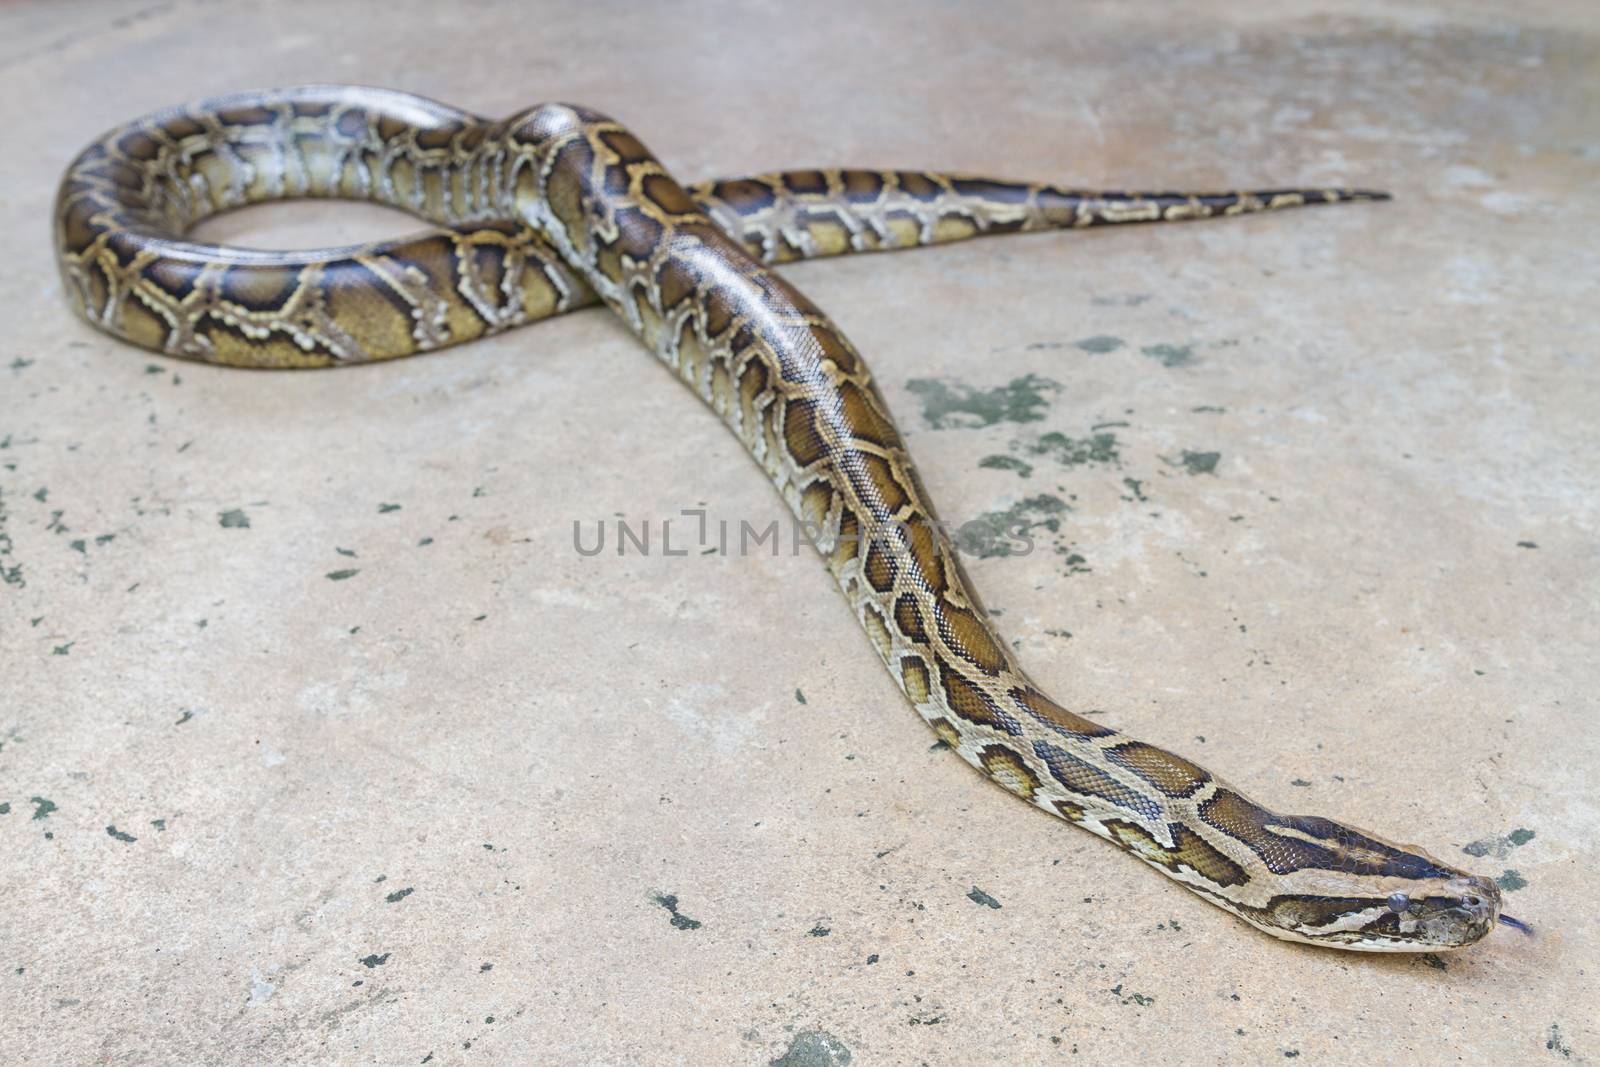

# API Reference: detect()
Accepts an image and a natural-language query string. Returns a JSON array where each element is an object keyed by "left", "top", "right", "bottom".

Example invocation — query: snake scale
[{"left": 54, "top": 86, "right": 1526, "bottom": 951}]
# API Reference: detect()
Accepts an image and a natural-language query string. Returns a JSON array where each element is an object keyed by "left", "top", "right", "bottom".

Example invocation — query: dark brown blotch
[
  {"left": 1010, "top": 686, "right": 1114, "bottom": 739},
  {"left": 979, "top": 743, "right": 1042, "bottom": 800},
  {"left": 1105, "top": 741, "right": 1211, "bottom": 799},
  {"left": 640, "top": 174, "right": 698, "bottom": 217},
  {"left": 934, "top": 601, "right": 1008, "bottom": 674},
  {"left": 784, "top": 170, "right": 829, "bottom": 196},
  {"left": 893, "top": 593, "right": 928, "bottom": 644},
  {"left": 938, "top": 661, "right": 1020, "bottom": 735},
  {"left": 1032, "top": 741, "right": 1162, "bottom": 820},
  {"left": 705, "top": 178, "right": 776, "bottom": 214}
]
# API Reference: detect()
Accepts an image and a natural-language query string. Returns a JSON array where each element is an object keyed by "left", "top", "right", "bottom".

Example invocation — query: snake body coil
[{"left": 55, "top": 87, "right": 1519, "bottom": 951}]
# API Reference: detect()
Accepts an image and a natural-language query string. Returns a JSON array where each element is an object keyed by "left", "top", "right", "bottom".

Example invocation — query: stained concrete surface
[{"left": 2, "top": 1, "right": 1597, "bottom": 1064}]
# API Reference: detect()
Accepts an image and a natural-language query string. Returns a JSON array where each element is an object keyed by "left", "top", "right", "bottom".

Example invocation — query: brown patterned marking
[
  {"left": 215, "top": 104, "right": 278, "bottom": 128},
  {"left": 118, "top": 295, "right": 171, "bottom": 351},
  {"left": 1032, "top": 741, "right": 1163, "bottom": 820},
  {"left": 938, "top": 660, "right": 1020, "bottom": 735},
  {"left": 892, "top": 593, "right": 927, "bottom": 644},
  {"left": 785, "top": 170, "right": 828, "bottom": 196},
  {"left": 835, "top": 381, "right": 896, "bottom": 448},
  {"left": 468, "top": 244, "right": 507, "bottom": 306},
  {"left": 656, "top": 258, "right": 695, "bottom": 310},
  {"left": 1010, "top": 686, "right": 1114, "bottom": 739},
  {"left": 902, "top": 517, "right": 945, "bottom": 594},
  {"left": 862, "top": 603, "right": 894, "bottom": 663},
  {"left": 841, "top": 170, "right": 886, "bottom": 204},
  {"left": 1105, "top": 741, "right": 1211, "bottom": 799},
  {"left": 640, "top": 174, "right": 696, "bottom": 216},
  {"left": 979, "top": 743, "right": 1041, "bottom": 800},
  {"left": 702, "top": 282, "right": 738, "bottom": 337},
  {"left": 321, "top": 261, "right": 424, "bottom": 356},
  {"left": 599, "top": 128, "right": 652, "bottom": 165},
  {"left": 831, "top": 507, "right": 861, "bottom": 570},
  {"left": 851, "top": 451, "right": 909, "bottom": 516},
  {"left": 949, "top": 178, "right": 1032, "bottom": 204},
  {"left": 1266, "top": 895, "right": 1383, "bottom": 931},
  {"left": 218, "top": 264, "right": 302, "bottom": 312},
  {"left": 197, "top": 316, "right": 328, "bottom": 368},
  {"left": 1198, "top": 789, "right": 1456, "bottom": 879},
  {"left": 863, "top": 538, "right": 896, "bottom": 593},
  {"left": 615, "top": 206, "right": 665, "bottom": 260},
  {"left": 163, "top": 114, "right": 205, "bottom": 139},
  {"left": 900, "top": 655, "right": 931, "bottom": 703},
  {"left": 416, "top": 121, "right": 461, "bottom": 151},
  {"left": 895, "top": 170, "right": 939, "bottom": 201},
  {"left": 1101, "top": 818, "right": 1250, "bottom": 887},
  {"left": 705, "top": 178, "right": 775, "bottom": 213},
  {"left": 1052, "top": 797, "right": 1088, "bottom": 822},
  {"left": 781, "top": 398, "right": 828, "bottom": 467},
  {"left": 145, "top": 257, "right": 201, "bottom": 302},
  {"left": 935, "top": 601, "right": 1008, "bottom": 674},
  {"left": 928, "top": 717, "right": 963, "bottom": 751},
  {"left": 799, "top": 216, "right": 851, "bottom": 257},
  {"left": 544, "top": 139, "right": 594, "bottom": 246}
]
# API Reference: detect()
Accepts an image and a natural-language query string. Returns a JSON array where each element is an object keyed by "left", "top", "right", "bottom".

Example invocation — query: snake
[{"left": 53, "top": 86, "right": 1528, "bottom": 951}]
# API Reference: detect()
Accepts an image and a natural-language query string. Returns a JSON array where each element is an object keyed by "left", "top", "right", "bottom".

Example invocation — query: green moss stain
[
  {"left": 326, "top": 569, "right": 360, "bottom": 581},
  {"left": 906, "top": 374, "right": 1059, "bottom": 429},
  {"left": 1174, "top": 450, "right": 1221, "bottom": 475},
  {"left": 1463, "top": 828, "right": 1534, "bottom": 859},
  {"left": 1110, "top": 983, "right": 1154, "bottom": 1006},
  {"left": 359, "top": 953, "right": 390, "bottom": 968},
  {"left": 649, "top": 891, "right": 702, "bottom": 931},
  {"left": 1496, "top": 870, "right": 1528, "bottom": 892},
  {"left": 979, "top": 455, "right": 1032, "bottom": 477},
  {"left": 1074, "top": 335, "right": 1125, "bottom": 354},
  {"left": 29, "top": 797, "right": 56, "bottom": 821},
  {"left": 1548, "top": 1024, "right": 1573, "bottom": 1058},
  {"left": 218, "top": 509, "right": 250, "bottom": 529},
  {"left": 385, "top": 887, "right": 414, "bottom": 904},
  {"left": 794, "top": 688, "right": 807, "bottom": 705},
  {"left": 967, "top": 887, "right": 1002, "bottom": 909},
  {"left": 378, "top": 503, "right": 401, "bottom": 513},
  {"left": 105, "top": 825, "right": 136, "bottom": 843},
  {"left": 771, "top": 1030, "right": 853, "bottom": 1067},
  {"left": 0, "top": 802, "right": 10, "bottom": 815},
  {"left": 960, "top": 495, "right": 1069, "bottom": 559},
  {"left": 1026, "top": 431, "right": 1119, "bottom": 468},
  {"left": 1141, "top": 343, "right": 1194, "bottom": 367}
]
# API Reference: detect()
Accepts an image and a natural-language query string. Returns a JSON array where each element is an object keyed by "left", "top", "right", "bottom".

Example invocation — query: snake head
[
  {"left": 1194, "top": 791, "right": 1518, "bottom": 950},
  {"left": 1258, "top": 870, "right": 1508, "bottom": 951}
]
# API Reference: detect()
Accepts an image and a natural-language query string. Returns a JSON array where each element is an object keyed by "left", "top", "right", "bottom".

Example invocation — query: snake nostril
[{"left": 1464, "top": 895, "right": 1482, "bottom": 909}]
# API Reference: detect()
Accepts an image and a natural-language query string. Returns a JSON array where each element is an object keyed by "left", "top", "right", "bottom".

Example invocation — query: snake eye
[{"left": 1386, "top": 892, "right": 1412, "bottom": 914}]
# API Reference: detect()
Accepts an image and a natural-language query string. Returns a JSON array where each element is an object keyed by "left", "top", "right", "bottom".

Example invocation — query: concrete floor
[{"left": 3, "top": 1, "right": 1597, "bottom": 1064}]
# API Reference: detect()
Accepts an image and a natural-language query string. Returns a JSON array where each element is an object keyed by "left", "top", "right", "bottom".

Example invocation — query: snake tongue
[{"left": 1498, "top": 914, "right": 1534, "bottom": 936}]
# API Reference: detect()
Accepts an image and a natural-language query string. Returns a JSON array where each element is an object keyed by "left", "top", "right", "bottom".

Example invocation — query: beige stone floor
[{"left": 3, "top": 1, "right": 1597, "bottom": 1064}]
